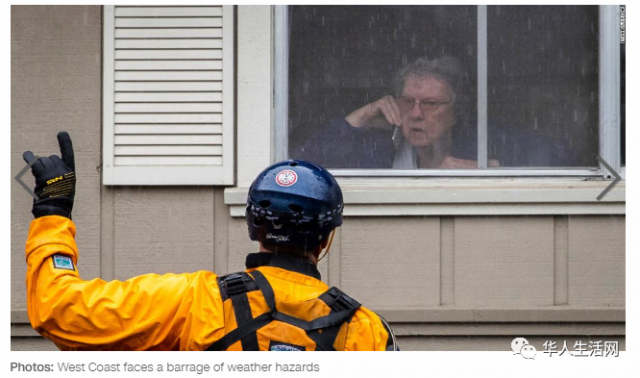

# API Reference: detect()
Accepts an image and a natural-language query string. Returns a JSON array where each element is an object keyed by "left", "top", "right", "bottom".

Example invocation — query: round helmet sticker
[{"left": 275, "top": 170, "right": 297, "bottom": 187}]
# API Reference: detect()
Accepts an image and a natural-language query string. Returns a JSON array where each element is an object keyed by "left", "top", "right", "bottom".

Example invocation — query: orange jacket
[{"left": 25, "top": 215, "right": 396, "bottom": 351}]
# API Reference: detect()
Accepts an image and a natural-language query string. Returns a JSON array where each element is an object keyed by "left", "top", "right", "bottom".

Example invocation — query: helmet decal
[
  {"left": 266, "top": 233, "right": 290, "bottom": 242},
  {"left": 275, "top": 170, "right": 298, "bottom": 187}
]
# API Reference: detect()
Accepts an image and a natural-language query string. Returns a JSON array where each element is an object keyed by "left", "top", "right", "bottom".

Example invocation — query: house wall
[
  {"left": 10, "top": 5, "right": 625, "bottom": 351},
  {"left": 11, "top": 4, "right": 103, "bottom": 317}
]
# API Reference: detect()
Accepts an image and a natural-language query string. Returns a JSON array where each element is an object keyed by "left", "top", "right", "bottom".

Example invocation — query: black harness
[{"left": 206, "top": 254, "right": 361, "bottom": 351}]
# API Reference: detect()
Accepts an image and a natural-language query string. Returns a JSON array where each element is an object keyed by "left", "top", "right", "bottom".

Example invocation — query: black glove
[{"left": 22, "top": 132, "right": 76, "bottom": 219}]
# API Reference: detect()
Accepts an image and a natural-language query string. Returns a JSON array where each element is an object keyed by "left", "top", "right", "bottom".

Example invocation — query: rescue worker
[{"left": 23, "top": 132, "right": 398, "bottom": 351}]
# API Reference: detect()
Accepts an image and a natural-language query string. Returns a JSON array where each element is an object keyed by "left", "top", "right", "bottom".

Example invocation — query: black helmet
[{"left": 246, "top": 160, "right": 344, "bottom": 251}]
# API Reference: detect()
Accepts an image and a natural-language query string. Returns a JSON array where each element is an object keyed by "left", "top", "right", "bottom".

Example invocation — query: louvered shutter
[{"left": 102, "top": 5, "right": 234, "bottom": 185}]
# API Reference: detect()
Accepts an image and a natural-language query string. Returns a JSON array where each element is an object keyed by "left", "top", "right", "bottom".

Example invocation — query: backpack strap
[
  {"left": 307, "top": 287, "right": 361, "bottom": 351},
  {"left": 207, "top": 270, "right": 361, "bottom": 351},
  {"left": 251, "top": 271, "right": 360, "bottom": 351},
  {"left": 217, "top": 272, "right": 258, "bottom": 300},
  {"left": 215, "top": 272, "right": 260, "bottom": 351},
  {"left": 206, "top": 313, "right": 273, "bottom": 351},
  {"left": 319, "top": 287, "right": 361, "bottom": 313},
  {"left": 249, "top": 270, "right": 275, "bottom": 310}
]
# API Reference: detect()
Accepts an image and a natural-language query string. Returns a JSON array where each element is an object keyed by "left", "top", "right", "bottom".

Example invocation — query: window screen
[{"left": 286, "top": 5, "right": 604, "bottom": 171}]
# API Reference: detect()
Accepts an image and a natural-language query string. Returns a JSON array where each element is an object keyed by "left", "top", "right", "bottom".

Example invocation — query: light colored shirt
[{"left": 392, "top": 139, "right": 417, "bottom": 169}]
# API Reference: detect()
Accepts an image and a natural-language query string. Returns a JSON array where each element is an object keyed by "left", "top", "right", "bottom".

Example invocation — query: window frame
[
  {"left": 226, "top": 5, "right": 624, "bottom": 217},
  {"left": 273, "top": 5, "right": 622, "bottom": 178}
]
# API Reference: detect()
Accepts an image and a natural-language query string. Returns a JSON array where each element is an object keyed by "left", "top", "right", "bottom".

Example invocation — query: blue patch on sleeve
[{"left": 52, "top": 254, "right": 75, "bottom": 271}]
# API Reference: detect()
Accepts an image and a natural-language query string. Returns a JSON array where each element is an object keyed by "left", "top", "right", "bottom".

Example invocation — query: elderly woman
[
  {"left": 298, "top": 55, "right": 492, "bottom": 169},
  {"left": 296, "top": 55, "right": 572, "bottom": 169},
  {"left": 345, "top": 55, "right": 497, "bottom": 169}
]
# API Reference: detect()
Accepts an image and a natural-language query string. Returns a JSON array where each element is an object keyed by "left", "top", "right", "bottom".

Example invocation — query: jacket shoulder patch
[{"left": 52, "top": 254, "right": 75, "bottom": 271}]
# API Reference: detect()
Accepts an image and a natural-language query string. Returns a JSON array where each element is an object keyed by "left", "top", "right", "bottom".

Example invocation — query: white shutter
[{"left": 102, "top": 5, "right": 234, "bottom": 185}]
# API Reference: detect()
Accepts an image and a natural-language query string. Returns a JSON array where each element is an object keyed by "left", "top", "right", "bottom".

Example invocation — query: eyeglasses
[{"left": 397, "top": 97, "right": 452, "bottom": 113}]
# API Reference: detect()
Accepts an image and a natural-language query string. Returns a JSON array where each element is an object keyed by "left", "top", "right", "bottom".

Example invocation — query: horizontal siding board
[
  {"left": 115, "top": 145, "right": 223, "bottom": 156},
  {"left": 568, "top": 216, "right": 625, "bottom": 306},
  {"left": 115, "top": 39, "right": 223, "bottom": 49},
  {"left": 115, "top": 71, "right": 222, "bottom": 81},
  {"left": 115, "top": 103, "right": 223, "bottom": 113},
  {"left": 114, "top": 134, "right": 223, "bottom": 145},
  {"left": 114, "top": 156, "right": 223, "bottom": 166},
  {"left": 115, "top": 28, "right": 223, "bottom": 38},
  {"left": 115, "top": 124, "right": 223, "bottom": 134},
  {"left": 115, "top": 92, "right": 223, "bottom": 102},
  {"left": 115, "top": 17, "right": 223, "bottom": 28},
  {"left": 114, "top": 113, "right": 222, "bottom": 123},
  {"left": 115, "top": 60, "right": 222, "bottom": 70},
  {"left": 115, "top": 82, "right": 223, "bottom": 91},
  {"left": 115, "top": 49, "right": 223, "bottom": 60},
  {"left": 455, "top": 217, "right": 555, "bottom": 306},
  {"left": 115, "top": 7, "right": 223, "bottom": 17}
]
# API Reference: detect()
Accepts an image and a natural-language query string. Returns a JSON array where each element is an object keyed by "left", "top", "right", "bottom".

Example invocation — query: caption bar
[{"left": 10, "top": 362, "right": 320, "bottom": 374}]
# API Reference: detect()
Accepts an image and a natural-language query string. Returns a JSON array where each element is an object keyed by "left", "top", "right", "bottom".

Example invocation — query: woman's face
[{"left": 399, "top": 75, "right": 456, "bottom": 147}]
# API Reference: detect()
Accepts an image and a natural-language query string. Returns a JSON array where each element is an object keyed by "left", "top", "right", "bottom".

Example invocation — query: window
[
  {"left": 276, "top": 5, "right": 623, "bottom": 177},
  {"left": 102, "top": 5, "right": 235, "bottom": 185}
]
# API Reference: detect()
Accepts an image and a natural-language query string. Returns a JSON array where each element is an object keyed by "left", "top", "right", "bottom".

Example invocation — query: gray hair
[{"left": 393, "top": 55, "right": 470, "bottom": 111}]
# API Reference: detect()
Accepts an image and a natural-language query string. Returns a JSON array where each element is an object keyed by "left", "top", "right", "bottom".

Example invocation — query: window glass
[
  {"left": 487, "top": 6, "right": 599, "bottom": 168},
  {"left": 287, "top": 5, "right": 607, "bottom": 171},
  {"left": 288, "top": 6, "right": 478, "bottom": 169}
]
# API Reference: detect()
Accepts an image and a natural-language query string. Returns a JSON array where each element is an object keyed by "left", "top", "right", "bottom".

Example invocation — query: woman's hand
[{"left": 345, "top": 95, "right": 402, "bottom": 130}]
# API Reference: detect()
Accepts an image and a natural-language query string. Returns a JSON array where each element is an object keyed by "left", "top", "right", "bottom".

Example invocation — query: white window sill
[{"left": 224, "top": 178, "right": 625, "bottom": 217}]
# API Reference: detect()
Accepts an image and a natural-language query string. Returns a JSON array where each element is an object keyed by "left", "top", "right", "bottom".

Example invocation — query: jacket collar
[{"left": 245, "top": 253, "right": 321, "bottom": 280}]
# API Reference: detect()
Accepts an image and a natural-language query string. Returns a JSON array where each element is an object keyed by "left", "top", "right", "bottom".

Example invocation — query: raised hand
[
  {"left": 345, "top": 95, "right": 402, "bottom": 129},
  {"left": 22, "top": 132, "right": 76, "bottom": 219}
]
